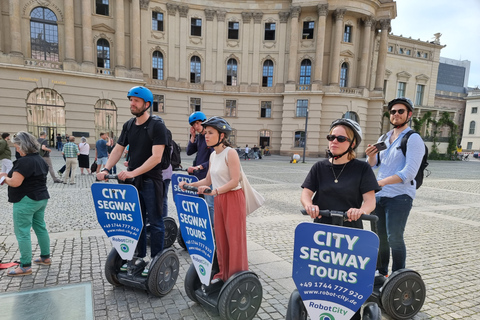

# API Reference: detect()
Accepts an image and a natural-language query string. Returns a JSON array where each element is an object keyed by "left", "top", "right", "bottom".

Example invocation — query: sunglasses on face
[
  {"left": 326, "top": 135, "right": 351, "bottom": 143},
  {"left": 389, "top": 109, "right": 407, "bottom": 115}
]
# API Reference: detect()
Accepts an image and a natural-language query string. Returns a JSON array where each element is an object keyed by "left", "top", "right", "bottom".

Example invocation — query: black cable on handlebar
[
  {"left": 103, "top": 174, "right": 135, "bottom": 184},
  {"left": 300, "top": 209, "right": 378, "bottom": 222},
  {"left": 182, "top": 185, "right": 212, "bottom": 193}
]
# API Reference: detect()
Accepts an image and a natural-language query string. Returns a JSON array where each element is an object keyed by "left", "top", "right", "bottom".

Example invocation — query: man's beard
[{"left": 131, "top": 104, "right": 148, "bottom": 117}]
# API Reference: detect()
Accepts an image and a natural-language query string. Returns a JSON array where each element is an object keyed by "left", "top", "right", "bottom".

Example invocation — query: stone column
[
  {"left": 358, "top": 16, "right": 373, "bottom": 88},
  {"left": 9, "top": 0, "right": 22, "bottom": 56},
  {"left": 251, "top": 12, "right": 263, "bottom": 86},
  {"left": 374, "top": 19, "right": 390, "bottom": 90},
  {"left": 64, "top": 0, "right": 75, "bottom": 61},
  {"left": 115, "top": 0, "right": 125, "bottom": 69},
  {"left": 329, "top": 9, "right": 346, "bottom": 85},
  {"left": 286, "top": 6, "right": 301, "bottom": 84},
  {"left": 81, "top": 0, "right": 94, "bottom": 67},
  {"left": 178, "top": 5, "right": 189, "bottom": 82},
  {"left": 240, "top": 12, "right": 252, "bottom": 86},
  {"left": 277, "top": 11, "right": 289, "bottom": 84},
  {"left": 215, "top": 11, "right": 226, "bottom": 85},
  {"left": 131, "top": 0, "right": 141, "bottom": 70},
  {"left": 204, "top": 9, "right": 215, "bottom": 84},
  {"left": 166, "top": 4, "right": 177, "bottom": 80},
  {"left": 313, "top": 4, "right": 328, "bottom": 85}
]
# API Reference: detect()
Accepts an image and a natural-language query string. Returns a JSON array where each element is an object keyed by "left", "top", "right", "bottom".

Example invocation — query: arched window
[
  {"left": 226, "top": 59, "right": 238, "bottom": 86},
  {"left": 262, "top": 60, "right": 274, "bottom": 87},
  {"left": 469, "top": 121, "right": 476, "bottom": 135},
  {"left": 94, "top": 99, "right": 117, "bottom": 139},
  {"left": 340, "top": 62, "right": 348, "bottom": 87},
  {"left": 343, "top": 111, "right": 359, "bottom": 123},
  {"left": 190, "top": 56, "right": 201, "bottom": 83},
  {"left": 30, "top": 7, "right": 59, "bottom": 61},
  {"left": 97, "top": 39, "right": 110, "bottom": 69},
  {"left": 26, "top": 88, "right": 65, "bottom": 139},
  {"left": 152, "top": 51, "right": 164, "bottom": 80},
  {"left": 300, "top": 59, "right": 311, "bottom": 85}
]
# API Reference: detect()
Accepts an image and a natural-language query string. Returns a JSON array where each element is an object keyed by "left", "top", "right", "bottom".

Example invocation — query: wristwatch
[{"left": 101, "top": 168, "right": 111, "bottom": 173}]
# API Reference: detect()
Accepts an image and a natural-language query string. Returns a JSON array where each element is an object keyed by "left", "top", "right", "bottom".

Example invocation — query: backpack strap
[{"left": 399, "top": 130, "right": 417, "bottom": 157}]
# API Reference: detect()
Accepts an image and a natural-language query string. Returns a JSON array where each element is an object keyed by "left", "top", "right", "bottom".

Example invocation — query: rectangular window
[
  {"left": 261, "top": 101, "right": 272, "bottom": 118},
  {"left": 228, "top": 22, "right": 239, "bottom": 40},
  {"left": 472, "top": 107, "right": 478, "bottom": 114},
  {"left": 152, "top": 12, "right": 164, "bottom": 31},
  {"left": 296, "top": 99, "right": 308, "bottom": 117},
  {"left": 225, "top": 100, "right": 237, "bottom": 117},
  {"left": 415, "top": 84, "right": 425, "bottom": 106},
  {"left": 383, "top": 80, "right": 388, "bottom": 96},
  {"left": 302, "top": 21, "right": 314, "bottom": 39},
  {"left": 467, "top": 142, "right": 473, "bottom": 149},
  {"left": 190, "top": 97, "right": 201, "bottom": 113},
  {"left": 264, "top": 23, "right": 276, "bottom": 41},
  {"left": 96, "top": 0, "right": 109, "bottom": 16},
  {"left": 388, "top": 46, "right": 393, "bottom": 52},
  {"left": 343, "top": 25, "right": 352, "bottom": 42},
  {"left": 152, "top": 94, "right": 164, "bottom": 113},
  {"left": 294, "top": 131, "right": 305, "bottom": 147},
  {"left": 191, "top": 18, "right": 202, "bottom": 37},
  {"left": 397, "top": 82, "right": 406, "bottom": 98}
]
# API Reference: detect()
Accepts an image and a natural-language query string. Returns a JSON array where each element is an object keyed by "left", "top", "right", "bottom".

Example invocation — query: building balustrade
[
  {"left": 96, "top": 68, "right": 114, "bottom": 76},
  {"left": 24, "top": 59, "right": 63, "bottom": 70}
]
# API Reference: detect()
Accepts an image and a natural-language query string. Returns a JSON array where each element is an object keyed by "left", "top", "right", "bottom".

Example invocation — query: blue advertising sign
[
  {"left": 171, "top": 173, "right": 199, "bottom": 198},
  {"left": 174, "top": 194, "right": 215, "bottom": 286},
  {"left": 91, "top": 183, "right": 143, "bottom": 260},
  {"left": 292, "top": 222, "right": 379, "bottom": 320}
]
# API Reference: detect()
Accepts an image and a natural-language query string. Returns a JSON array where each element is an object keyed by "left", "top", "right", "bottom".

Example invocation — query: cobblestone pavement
[{"left": 1, "top": 150, "right": 479, "bottom": 320}]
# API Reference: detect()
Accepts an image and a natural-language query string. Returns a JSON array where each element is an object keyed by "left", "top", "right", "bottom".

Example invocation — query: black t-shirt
[
  {"left": 37, "top": 138, "right": 50, "bottom": 157},
  {"left": 8, "top": 153, "right": 50, "bottom": 203},
  {"left": 301, "top": 159, "right": 380, "bottom": 229},
  {"left": 117, "top": 116, "right": 168, "bottom": 174}
]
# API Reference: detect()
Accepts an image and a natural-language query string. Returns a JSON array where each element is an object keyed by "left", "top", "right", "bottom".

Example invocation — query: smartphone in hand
[{"left": 373, "top": 141, "right": 387, "bottom": 152}]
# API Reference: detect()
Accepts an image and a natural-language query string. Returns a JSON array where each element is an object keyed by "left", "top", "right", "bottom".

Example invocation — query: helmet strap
[
  {"left": 135, "top": 102, "right": 150, "bottom": 117},
  {"left": 327, "top": 140, "right": 354, "bottom": 160}
]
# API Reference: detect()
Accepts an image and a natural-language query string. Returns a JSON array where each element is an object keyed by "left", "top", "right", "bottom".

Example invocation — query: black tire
[
  {"left": 147, "top": 250, "right": 180, "bottom": 297},
  {"left": 163, "top": 217, "right": 178, "bottom": 248},
  {"left": 104, "top": 248, "right": 126, "bottom": 287},
  {"left": 184, "top": 264, "right": 202, "bottom": 303},
  {"left": 177, "top": 229, "right": 187, "bottom": 250},
  {"left": 362, "top": 302, "right": 382, "bottom": 320},
  {"left": 286, "top": 289, "right": 307, "bottom": 320},
  {"left": 380, "top": 270, "right": 426, "bottom": 320},
  {"left": 218, "top": 273, "right": 263, "bottom": 320}
]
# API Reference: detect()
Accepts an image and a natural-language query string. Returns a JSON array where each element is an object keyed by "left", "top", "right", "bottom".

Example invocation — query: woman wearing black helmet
[
  {"left": 179, "top": 116, "right": 248, "bottom": 286},
  {"left": 301, "top": 118, "right": 380, "bottom": 229}
]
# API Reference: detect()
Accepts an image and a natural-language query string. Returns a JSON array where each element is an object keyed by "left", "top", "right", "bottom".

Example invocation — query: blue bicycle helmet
[
  {"left": 188, "top": 111, "right": 207, "bottom": 126},
  {"left": 127, "top": 86, "right": 154, "bottom": 107}
]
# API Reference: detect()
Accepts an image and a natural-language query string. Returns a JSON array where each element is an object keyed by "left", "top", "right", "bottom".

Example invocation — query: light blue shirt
[{"left": 371, "top": 127, "right": 425, "bottom": 199}]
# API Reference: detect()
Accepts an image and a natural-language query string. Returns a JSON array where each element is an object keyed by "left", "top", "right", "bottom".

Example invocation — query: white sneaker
[{"left": 141, "top": 261, "right": 151, "bottom": 277}]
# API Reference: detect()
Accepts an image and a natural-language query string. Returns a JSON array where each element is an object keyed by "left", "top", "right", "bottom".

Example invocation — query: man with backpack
[
  {"left": 38, "top": 132, "right": 62, "bottom": 183},
  {"left": 365, "top": 97, "right": 426, "bottom": 277},
  {"left": 97, "top": 86, "right": 167, "bottom": 276}
]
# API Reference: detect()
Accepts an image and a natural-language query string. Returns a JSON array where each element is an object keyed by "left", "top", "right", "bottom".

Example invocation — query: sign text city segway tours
[
  {"left": 292, "top": 222, "right": 379, "bottom": 320},
  {"left": 91, "top": 183, "right": 143, "bottom": 260}
]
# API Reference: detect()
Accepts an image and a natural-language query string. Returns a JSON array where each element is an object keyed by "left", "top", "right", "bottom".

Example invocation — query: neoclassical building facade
[{"left": 0, "top": 0, "right": 398, "bottom": 156}]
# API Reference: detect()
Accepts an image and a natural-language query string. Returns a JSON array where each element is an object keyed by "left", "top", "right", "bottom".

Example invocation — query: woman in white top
[
  {"left": 78, "top": 137, "right": 91, "bottom": 175},
  {"left": 180, "top": 117, "right": 248, "bottom": 286}
]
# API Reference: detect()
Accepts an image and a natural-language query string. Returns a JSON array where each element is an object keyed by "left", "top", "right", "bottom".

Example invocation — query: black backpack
[
  {"left": 378, "top": 130, "right": 429, "bottom": 189},
  {"left": 126, "top": 115, "right": 171, "bottom": 170},
  {"left": 170, "top": 138, "right": 182, "bottom": 170}
]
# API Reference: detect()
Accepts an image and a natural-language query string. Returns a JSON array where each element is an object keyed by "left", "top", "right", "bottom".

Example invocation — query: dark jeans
[
  {"left": 137, "top": 178, "right": 165, "bottom": 259},
  {"left": 374, "top": 195, "right": 413, "bottom": 275}
]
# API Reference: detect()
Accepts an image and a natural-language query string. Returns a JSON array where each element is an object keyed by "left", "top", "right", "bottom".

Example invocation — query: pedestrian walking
[
  {"left": 78, "top": 137, "right": 91, "bottom": 175},
  {"left": 37, "top": 131, "right": 62, "bottom": 183},
  {"left": 0, "top": 132, "right": 13, "bottom": 173},
  {"left": 62, "top": 136, "right": 79, "bottom": 184}
]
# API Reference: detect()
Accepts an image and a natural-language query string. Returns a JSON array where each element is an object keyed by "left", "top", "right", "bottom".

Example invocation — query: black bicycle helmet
[
  {"left": 202, "top": 117, "right": 232, "bottom": 147},
  {"left": 330, "top": 118, "right": 362, "bottom": 149},
  {"left": 387, "top": 97, "right": 414, "bottom": 112}
]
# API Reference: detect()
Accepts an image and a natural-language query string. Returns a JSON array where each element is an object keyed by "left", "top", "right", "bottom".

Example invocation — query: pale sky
[{"left": 391, "top": 0, "right": 480, "bottom": 88}]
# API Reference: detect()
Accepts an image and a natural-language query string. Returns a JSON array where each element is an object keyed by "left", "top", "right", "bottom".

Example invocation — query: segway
[
  {"left": 287, "top": 210, "right": 381, "bottom": 320},
  {"left": 92, "top": 175, "right": 179, "bottom": 297},
  {"left": 175, "top": 185, "right": 263, "bottom": 320}
]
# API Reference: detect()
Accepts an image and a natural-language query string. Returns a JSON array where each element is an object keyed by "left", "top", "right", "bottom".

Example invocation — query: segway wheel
[
  {"left": 218, "top": 273, "right": 263, "bottom": 320},
  {"left": 147, "top": 250, "right": 180, "bottom": 297},
  {"left": 184, "top": 264, "right": 202, "bottom": 303},
  {"left": 177, "top": 229, "right": 187, "bottom": 250},
  {"left": 380, "top": 270, "right": 426, "bottom": 319},
  {"left": 362, "top": 302, "right": 382, "bottom": 320},
  {"left": 286, "top": 289, "right": 307, "bottom": 320},
  {"left": 104, "top": 248, "right": 126, "bottom": 287},
  {"left": 163, "top": 217, "right": 178, "bottom": 248}
]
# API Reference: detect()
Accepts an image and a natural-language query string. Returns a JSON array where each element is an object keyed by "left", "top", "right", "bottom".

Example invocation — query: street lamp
[{"left": 302, "top": 109, "right": 309, "bottom": 163}]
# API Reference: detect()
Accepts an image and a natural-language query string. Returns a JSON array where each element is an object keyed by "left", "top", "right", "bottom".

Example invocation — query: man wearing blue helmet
[
  {"left": 186, "top": 111, "right": 214, "bottom": 216},
  {"left": 97, "top": 86, "right": 167, "bottom": 276}
]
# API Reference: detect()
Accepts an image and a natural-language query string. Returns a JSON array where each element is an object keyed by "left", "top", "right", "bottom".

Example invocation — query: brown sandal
[
  {"left": 34, "top": 257, "right": 52, "bottom": 265},
  {"left": 7, "top": 266, "right": 32, "bottom": 277}
]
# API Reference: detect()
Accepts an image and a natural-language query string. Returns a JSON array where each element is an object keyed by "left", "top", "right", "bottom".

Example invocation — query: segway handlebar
[
  {"left": 182, "top": 185, "right": 212, "bottom": 194},
  {"left": 173, "top": 167, "right": 199, "bottom": 174},
  {"left": 301, "top": 209, "right": 378, "bottom": 222},
  {"left": 103, "top": 174, "right": 135, "bottom": 184}
]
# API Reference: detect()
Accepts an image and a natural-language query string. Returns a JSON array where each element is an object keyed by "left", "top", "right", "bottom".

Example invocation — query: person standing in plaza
[
  {"left": 78, "top": 137, "right": 91, "bottom": 175},
  {"left": 97, "top": 86, "right": 167, "bottom": 276},
  {"left": 0, "top": 131, "right": 51, "bottom": 276},
  {"left": 62, "top": 136, "right": 79, "bottom": 184},
  {"left": 0, "top": 132, "right": 13, "bottom": 173},
  {"left": 365, "top": 97, "right": 425, "bottom": 277},
  {"left": 56, "top": 133, "right": 62, "bottom": 151},
  {"left": 244, "top": 144, "right": 250, "bottom": 160},
  {"left": 186, "top": 111, "right": 214, "bottom": 217},
  {"left": 95, "top": 132, "right": 111, "bottom": 174},
  {"left": 37, "top": 132, "right": 62, "bottom": 183}
]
